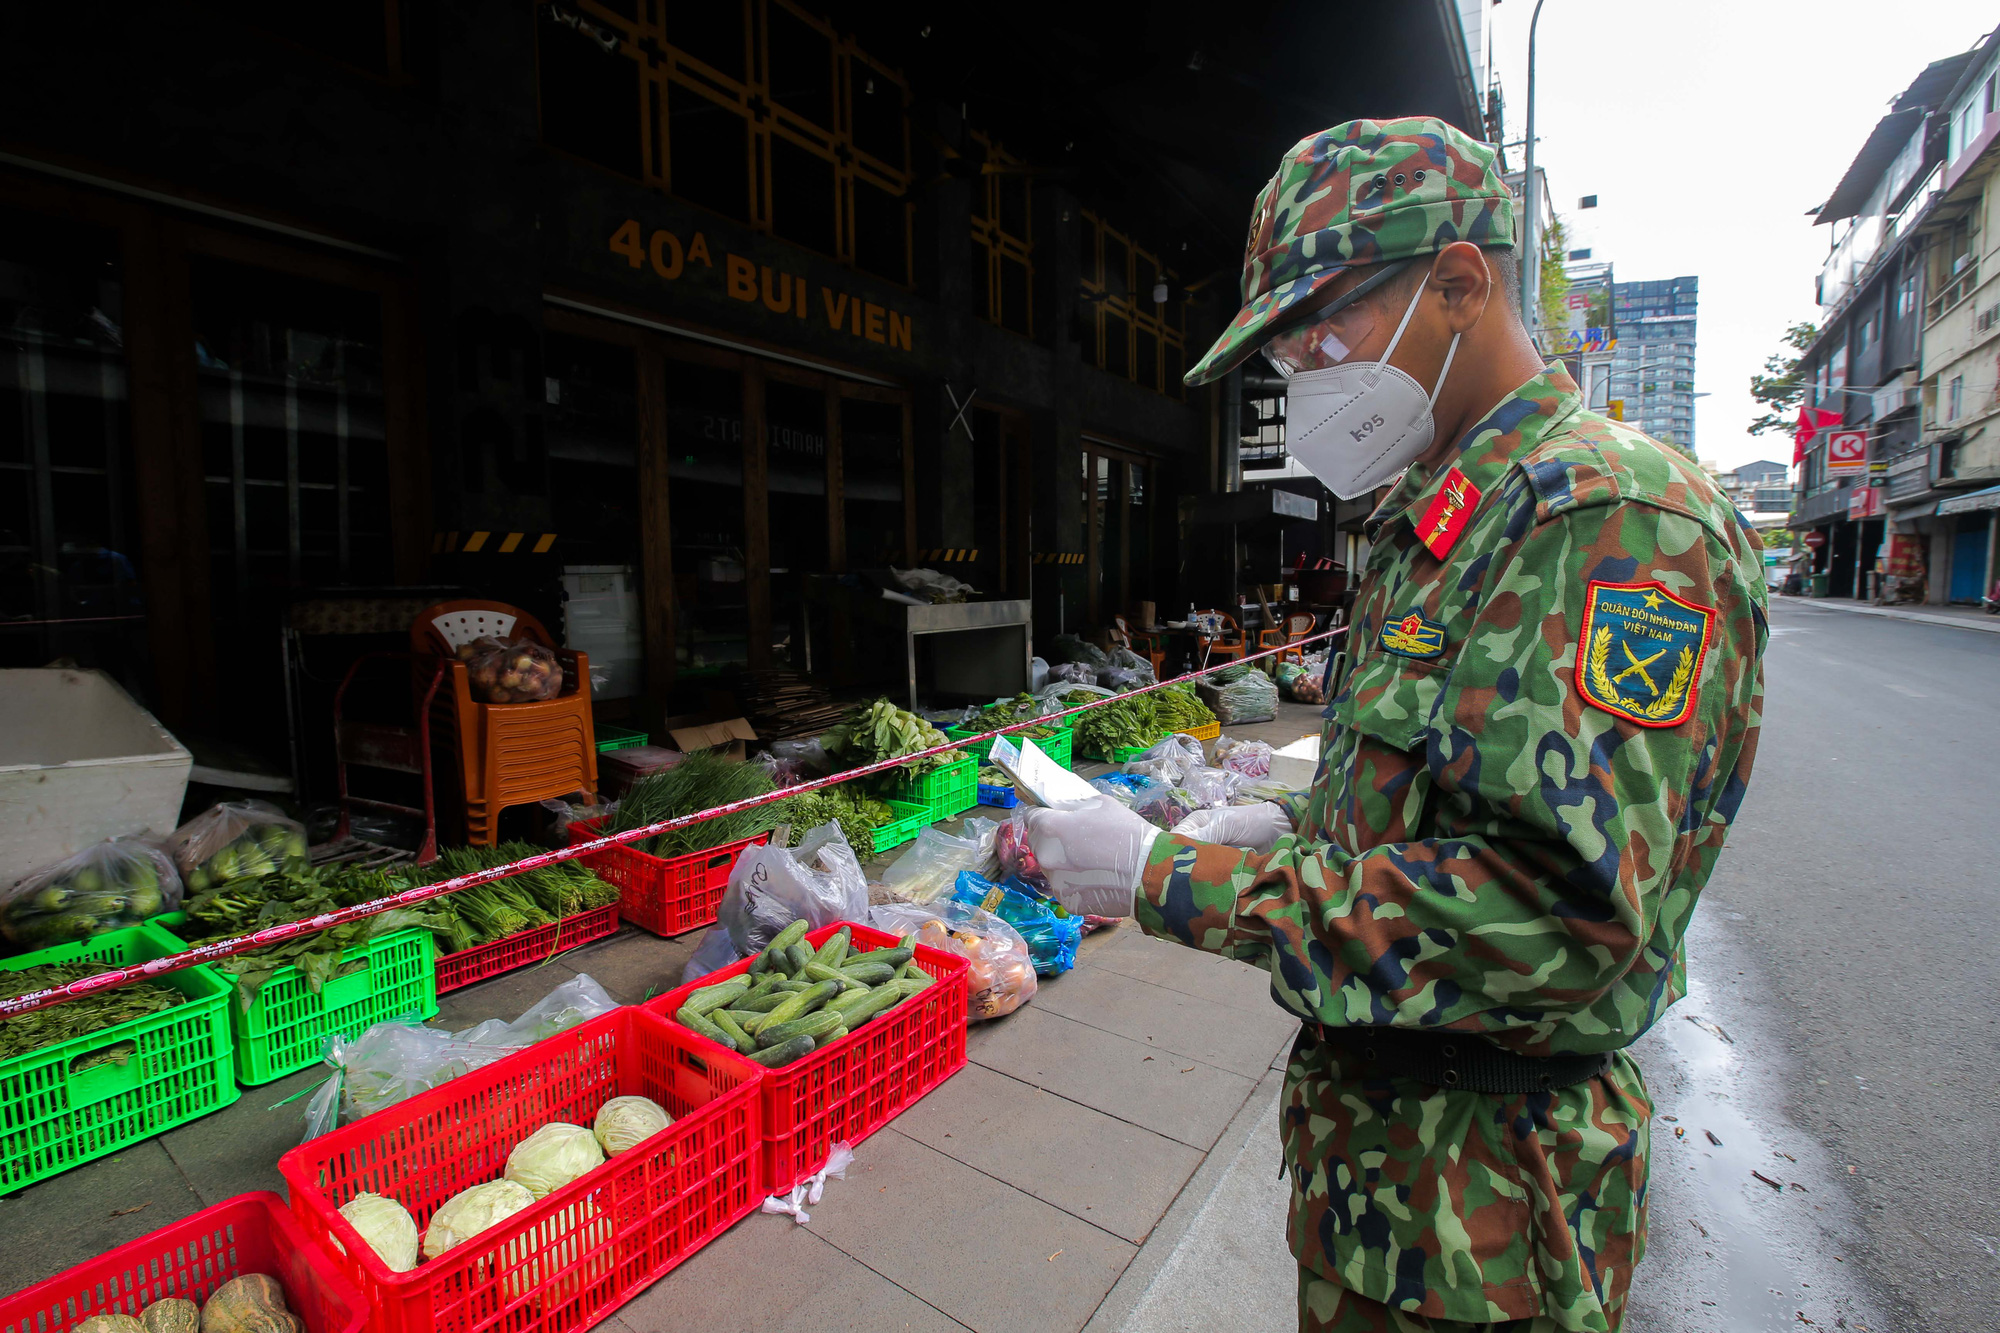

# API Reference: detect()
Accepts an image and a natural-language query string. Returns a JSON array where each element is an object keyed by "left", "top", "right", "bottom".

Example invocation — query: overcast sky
[{"left": 1485, "top": 0, "right": 1996, "bottom": 472}]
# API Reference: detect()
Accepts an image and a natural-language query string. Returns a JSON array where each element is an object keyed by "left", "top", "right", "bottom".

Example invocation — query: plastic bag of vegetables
[
  {"left": 166, "top": 800, "right": 308, "bottom": 893},
  {"left": 870, "top": 898, "right": 1036, "bottom": 1021},
  {"left": 458, "top": 635, "right": 564, "bottom": 703},
  {"left": 1197, "top": 669, "right": 1279, "bottom": 725},
  {"left": 1, "top": 835, "right": 182, "bottom": 951}
]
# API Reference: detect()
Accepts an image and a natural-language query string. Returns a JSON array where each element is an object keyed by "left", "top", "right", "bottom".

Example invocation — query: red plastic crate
[
  {"left": 649, "top": 921, "right": 969, "bottom": 1194},
  {"left": 279, "top": 1007, "right": 761, "bottom": 1333},
  {"left": 435, "top": 904, "right": 622, "bottom": 994},
  {"left": 0, "top": 1191, "right": 365, "bottom": 1333},
  {"left": 567, "top": 817, "right": 769, "bottom": 937}
]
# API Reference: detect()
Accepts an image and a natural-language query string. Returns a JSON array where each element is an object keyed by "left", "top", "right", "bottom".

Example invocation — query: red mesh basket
[
  {"left": 648, "top": 921, "right": 968, "bottom": 1194},
  {"left": 278, "top": 1007, "right": 761, "bottom": 1333},
  {"left": 0, "top": 1191, "right": 364, "bottom": 1333},
  {"left": 567, "top": 818, "right": 769, "bottom": 938},
  {"left": 435, "top": 904, "right": 622, "bottom": 994}
]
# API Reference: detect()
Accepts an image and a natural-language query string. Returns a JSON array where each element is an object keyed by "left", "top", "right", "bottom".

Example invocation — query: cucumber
[
  {"left": 785, "top": 941, "right": 816, "bottom": 976},
  {"left": 710, "top": 1007, "right": 755, "bottom": 1049},
  {"left": 890, "top": 974, "right": 934, "bottom": 997},
  {"left": 686, "top": 978, "right": 750, "bottom": 1015},
  {"left": 831, "top": 985, "right": 900, "bottom": 1028},
  {"left": 676, "top": 1006, "right": 737, "bottom": 1051},
  {"left": 813, "top": 927, "right": 852, "bottom": 968},
  {"left": 802, "top": 961, "right": 866, "bottom": 991},
  {"left": 747, "top": 1035, "right": 817, "bottom": 1068},
  {"left": 769, "top": 919, "right": 810, "bottom": 952},
  {"left": 750, "top": 943, "right": 785, "bottom": 975},
  {"left": 757, "top": 1008, "right": 847, "bottom": 1048},
  {"left": 746, "top": 971, "right": 784, "bottom": 998},
  {"left": 734, "top": 992, "right": 792, "bottom": 1014},
  {"left": 838, "top": 962, "right": 896, "bottom": 986},
  {"left": 771, "top": 979, "right": 814, "bottom": 992},
  {"left": 856, "top": 945, "right": 913, "bottom": 970},
  {"left": 751, "top": 980, "right": 840, "bottom": 1033}
]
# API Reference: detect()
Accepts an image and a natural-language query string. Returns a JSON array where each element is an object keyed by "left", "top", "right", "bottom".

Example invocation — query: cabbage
[
  {"left": 338, "top": 1191, "right": 419, "bottom": 1272},
  {"left": 503, "top": 1122, "right": 604, "bottom": 1200},
  {"left": 593, "top": 1096, "right": 673, "bottom": 1157},
  {"left": 422, "top": 1179, "right": 535, "bottom": 1259}
]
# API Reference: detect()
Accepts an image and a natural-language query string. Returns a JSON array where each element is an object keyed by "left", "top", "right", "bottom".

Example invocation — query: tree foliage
[
  {"left": 1748, "top": 321, "right": 1819, "bottom": 436},
  {"left": 1538, "top": 215, "right": 1572, "bottom": 336}
]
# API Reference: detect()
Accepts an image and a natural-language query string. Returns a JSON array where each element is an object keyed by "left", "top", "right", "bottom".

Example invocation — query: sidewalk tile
[
  {"left": 1032, "top": 962, "right": 1297, "bottom": 1079},
  {"left": 810, "top": 1131, "right": 1134, "bottom": 1333},
  {"left": 157, "top": 1066, "right": 320, "bottom": 1203},
  {"left": 556, "top": 926, "right": 693, "bottom": 1004},
  {"left": 892, "top": 1062, "right": 1203, "bottom": 1244},
  {"left": 10, "top": 1140, "right": 204, "bottom": 1291},
  {"left": 968, "top": 1007, "right": 1256, "bottom": 1150},
  {"left": 1085, "top": 929, "right": 1281, "bottom": 1017},
  {"left": 624, "top": 1216, "right": 968, "bottom": 1332}
]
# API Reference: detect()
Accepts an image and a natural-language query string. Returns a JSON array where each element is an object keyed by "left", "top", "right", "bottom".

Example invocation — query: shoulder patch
[
  {"left": 1575, "top": 581, "right": 1714, "bottom": 728},
  {"left": 1379, "top": 611, "right": 1447, "bottom": 659}
]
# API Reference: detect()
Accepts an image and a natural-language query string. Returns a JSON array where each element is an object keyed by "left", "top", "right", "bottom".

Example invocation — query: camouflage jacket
[{"left": 1136, "top": 366, "right": 1766, "bottom": 1329}]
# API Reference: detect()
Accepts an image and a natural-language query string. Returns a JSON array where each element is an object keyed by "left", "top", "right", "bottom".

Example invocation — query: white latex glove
[
  {"left": 1170, "top": 801, "right": 1295, "bottom": 855},
  {"left": 1020, "top": 795, "right": 1161, "bottom": 918}
]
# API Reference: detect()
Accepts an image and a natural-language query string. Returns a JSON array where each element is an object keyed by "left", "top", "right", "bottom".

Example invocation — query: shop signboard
[
  {"left": 1847, "top": 485, "right": 1882, "bottom": 520},
  {"left": 1824, "top": 429, "right": 1869, "bottom": 475}
]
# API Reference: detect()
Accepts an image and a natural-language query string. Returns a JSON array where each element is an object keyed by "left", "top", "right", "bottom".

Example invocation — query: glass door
[
  {"left": 1080, "top": 440, "right": 1151, "bottom": 626},
  {"left": 0, "top": 207, "right": 144, "bottom": 687},
  {"left": 663, "top": 357, "right": 749, "bottom": 677},
  {"left": 765, "top": 377, "right": 829, "bottom": 668}
]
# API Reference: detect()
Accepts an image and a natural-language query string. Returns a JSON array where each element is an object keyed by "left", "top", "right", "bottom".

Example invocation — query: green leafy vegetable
[
  {"left": 824, "top": 699, "right": 964, "bottom": 782},
  {"left": 0, "top": 958, "right": 186, "bottom": 1062},
  {"left": 606, "top": 750, "right": 786, "bottom": 859}
]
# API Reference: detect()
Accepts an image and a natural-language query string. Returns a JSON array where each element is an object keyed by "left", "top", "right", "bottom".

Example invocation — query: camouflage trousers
[{"left": 1298, "top": 1268, "right": 1627, "bottom": 1332}]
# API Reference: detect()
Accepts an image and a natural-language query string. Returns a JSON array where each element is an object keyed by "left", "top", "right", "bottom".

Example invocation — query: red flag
[{"left": 1793, "top": 406, "right": 1840, "bottom": 465}]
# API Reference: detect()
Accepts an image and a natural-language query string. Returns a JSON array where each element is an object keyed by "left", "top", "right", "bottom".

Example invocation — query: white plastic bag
[
  {"left": 1198, "top": 671, "right": 1279, "bottom": 725},
  {"left": 0, "top": 836, "right": 182, "bottom": 950},
  {"left": 717, "top": 821, "right": 869, "bottom": 956},
  {"left": 1124, "top": 734, "right": 1205, "bottom": 786},
  {"left": 1213, "top": 735, "right": 1274, "bottom": 779},
  {"left": 1181, "top": 765, "right": 1245, "bottom": 810},
  {"left": 1100, "top": 647, "right": 1156, "bottom": 689},
  {"left": 869, "top": 899, "right": 1037, "bottom": 1021},
  {"left": 166, "top": 799, "right": 308, "bottom": 892},
  {"left": 880, "top": 818, "right": 1000, "bottom": 905},
  {"left": 302, "top": 974, "right": 617, "bottom": 1139}
]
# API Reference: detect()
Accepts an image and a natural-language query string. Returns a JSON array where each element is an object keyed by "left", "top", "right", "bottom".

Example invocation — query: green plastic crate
[
  {"left": 230, "top": 927, "right": 438, "bottom": 1085},
  {"left": 595, "top": 722, "right": 649, "bottom": 752},
  {"left": 944, "top": 722, "right": 1074, "bottom": 771},
  {"left": 0, "top": 923, "right": 238, "bottom": 1193},
  {"left": 869, "top": 799, "right": 930, "bottom": 856},
  {"left": 903, "top": 754, "right": 979, "bottom": 821},
  {"left": 1077, "top": 737, "right": 1165, "bottom": 765}
]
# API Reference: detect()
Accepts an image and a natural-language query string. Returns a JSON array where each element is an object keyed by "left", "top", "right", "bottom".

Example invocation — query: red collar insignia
[{"left": 1416, "top": 466, "right": 1481, "bottom": 560}]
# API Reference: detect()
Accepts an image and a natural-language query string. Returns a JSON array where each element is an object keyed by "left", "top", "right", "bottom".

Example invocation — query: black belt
[{"left": 1301, "top": 1024, "right": 1613, "bottom": 1095}]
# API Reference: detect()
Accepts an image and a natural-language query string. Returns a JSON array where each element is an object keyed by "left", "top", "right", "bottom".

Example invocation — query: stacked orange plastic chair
[{"left": 410, "top": 600, "right": 597, "bottom": 846}]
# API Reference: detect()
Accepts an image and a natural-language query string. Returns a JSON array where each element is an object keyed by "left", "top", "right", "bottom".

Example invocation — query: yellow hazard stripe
[{"left": 431, "top": 532, "right": 557, "bottom": 554}]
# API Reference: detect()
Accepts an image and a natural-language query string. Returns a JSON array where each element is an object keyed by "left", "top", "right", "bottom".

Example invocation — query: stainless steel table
[{"left": 903, "top": 599, "right": 1033, "bottom": 711}]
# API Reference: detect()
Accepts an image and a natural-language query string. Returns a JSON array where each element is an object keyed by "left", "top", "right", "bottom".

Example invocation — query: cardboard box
[{"left": 664, "top": 714, "right": 759, "bottom": 760}]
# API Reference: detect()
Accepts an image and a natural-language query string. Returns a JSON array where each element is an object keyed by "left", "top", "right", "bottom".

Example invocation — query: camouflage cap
[{"left": 1184, "top": 116, "right": 1515, "bottom": 386}]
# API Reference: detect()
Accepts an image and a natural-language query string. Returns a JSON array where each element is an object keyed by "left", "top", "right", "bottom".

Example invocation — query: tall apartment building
[{"left": 1608, "top": 277, "right": 1700, "bottom": 451}]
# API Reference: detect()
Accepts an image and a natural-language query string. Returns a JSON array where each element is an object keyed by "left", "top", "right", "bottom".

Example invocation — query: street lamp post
[{"left": 1521, "top": 0, "right": 1548, "bottom": 339}]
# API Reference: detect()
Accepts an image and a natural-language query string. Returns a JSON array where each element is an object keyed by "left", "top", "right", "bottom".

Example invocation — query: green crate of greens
[
  {"left": 231, "top": 926, "right": 436, "bottom": 1086},
  {"left": 944, "top": 720, "right": 1074, "bottom": 771},
  {"left": 0, "top": 922, "right": 238, "bottom": 1192},
  {"left": 870, "top": 799, "right": 930, "bottom": 855},
  {"left": 826, "top": 698, "right": 975, "bottom": 819}
]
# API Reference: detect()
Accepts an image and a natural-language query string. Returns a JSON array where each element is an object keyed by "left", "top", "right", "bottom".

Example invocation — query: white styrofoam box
[
  {"left": 1269, "top": 734, "right": 1320, "bottom": 791},
  {"left": 0, "top": 669, "right": 193, "bottom": 885},
  {"left": 562, "top": 564, "right": 643, "bottom": 699}
]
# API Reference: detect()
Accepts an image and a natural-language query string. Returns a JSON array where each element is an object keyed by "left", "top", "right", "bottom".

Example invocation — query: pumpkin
[
  {"left": 199, "top": 1276, "right": 299, "bottom": 1333},
  {"left": 74, "top": 1317, "right": 143, "bottom": 1333},
  {"left": 140, "top": 1300, "right": 200, "bottom": 1333}
]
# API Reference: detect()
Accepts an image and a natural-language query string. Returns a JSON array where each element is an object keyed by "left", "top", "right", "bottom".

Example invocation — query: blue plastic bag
[{"left": 951, "top": 869, "right": 1081, "bottom": 976}]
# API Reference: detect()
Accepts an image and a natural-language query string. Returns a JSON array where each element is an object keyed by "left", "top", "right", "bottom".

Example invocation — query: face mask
[{"left": 1274, "top": 274, "right": 1460, "bottom": 500}]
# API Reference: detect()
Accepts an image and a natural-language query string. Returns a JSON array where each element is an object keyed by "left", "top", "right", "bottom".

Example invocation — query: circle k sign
[{"left": 1826, "top": 429, "right": 1869, "bottom": 473}]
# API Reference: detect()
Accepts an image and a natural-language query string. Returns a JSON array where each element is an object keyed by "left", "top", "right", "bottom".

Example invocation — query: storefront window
[
  {"left": 665, "top": 358, "right": 748, "bottom": 674},
  {"left": 1079, "top": 213, "right": 1186, "bottom": 399},
  {"left": 539, "top": 0, "right": 913, "bottom": 283},
  {"left": 545, "top": 333, "right": 638, "bottom": 567},
  {"left": 842, "top": 397, "right": 904, "bottom": 568},
  {"left": 191, "top": 257, "right": 390, "bottom": 749},
  {"left": 766, "top": 379, "right": 828, "bottom": 667},
  {"left": 0, "top": 208, "right": 145, "bottom": 689}
]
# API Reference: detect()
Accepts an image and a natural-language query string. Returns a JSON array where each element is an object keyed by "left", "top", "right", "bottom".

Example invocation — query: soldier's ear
[{"left": 1430, "top": 241, "right": 1490, "bottom": 334}]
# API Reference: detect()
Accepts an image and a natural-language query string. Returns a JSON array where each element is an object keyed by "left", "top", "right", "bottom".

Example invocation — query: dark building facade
[{"left": 0, "top": 2, "right": 1479, "bottom": 782}]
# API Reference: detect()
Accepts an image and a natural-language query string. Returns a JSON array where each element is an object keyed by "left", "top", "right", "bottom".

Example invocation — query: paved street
[{"left": 1626, "top": 598, "right": 2000, "bottom": 1332}]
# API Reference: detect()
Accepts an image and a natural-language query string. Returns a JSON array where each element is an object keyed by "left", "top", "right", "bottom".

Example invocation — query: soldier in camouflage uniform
[{"left": 1023, "top": 119, "right": 1766, "bottom": 1331}]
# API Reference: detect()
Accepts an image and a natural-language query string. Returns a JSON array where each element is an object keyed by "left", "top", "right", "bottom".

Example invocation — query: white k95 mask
[{"left": 1274, "top": 276, "right": 1460, "bottom": 500}]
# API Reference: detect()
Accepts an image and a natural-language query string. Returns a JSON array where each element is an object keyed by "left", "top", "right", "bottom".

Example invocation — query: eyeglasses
[{"left": 1259, "top": 258, "right": 1416, "bottom": 378}]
